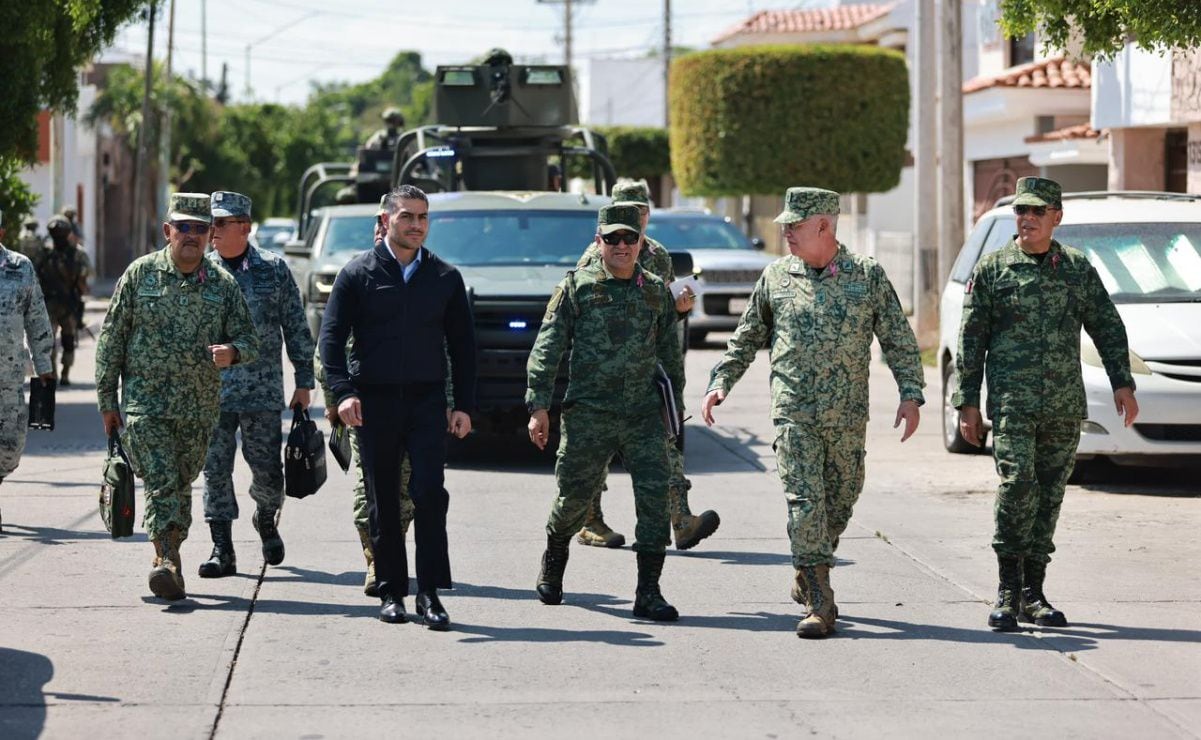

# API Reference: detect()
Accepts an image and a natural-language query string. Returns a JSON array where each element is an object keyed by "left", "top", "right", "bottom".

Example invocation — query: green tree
[
  {"left": 0, "top": 0, "right": 150, "bottom": 162},
  {"left": 1000, "top": 0, "right": 1201, "bottom": 59},
  {"left": 0, "top": 157, "right": 40, "bottom": 231},
  {"left": 566, "top": 126, "right": 671, "bottom": 181}
]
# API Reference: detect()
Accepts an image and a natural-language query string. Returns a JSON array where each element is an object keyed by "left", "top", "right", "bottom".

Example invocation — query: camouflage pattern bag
[
  {"left": 99, "top": 432, "right": 135, "bottom": 538},
  {"left": 285, "top": 405, "right": 326, "bottom": 498}
]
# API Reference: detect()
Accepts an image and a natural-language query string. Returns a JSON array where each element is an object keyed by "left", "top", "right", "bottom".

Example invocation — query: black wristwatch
[{"left": 526, "top": 402, "right": 543, "bottom": 415}]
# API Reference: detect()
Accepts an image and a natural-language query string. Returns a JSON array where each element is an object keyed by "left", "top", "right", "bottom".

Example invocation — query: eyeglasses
[
  {"left": 212, "top": 218, "right": 250, "bottom": 229},
  {"left": 1013, "top": 205, "right": 1057, "bottom": 217},
  {"left": 170, "top": 221, "right": 211, "bottom": 234},
  {"left": 601, "top": 232, "right": 639, "bottom": 246}
]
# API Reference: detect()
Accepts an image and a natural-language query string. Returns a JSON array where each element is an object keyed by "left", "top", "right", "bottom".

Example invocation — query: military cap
[
  {"left": 597, "top": 204, "right": 642, "bottom": 235},
  {"left": 382, "top": 107, "right": 405, "bottom": 125},
  {"left": 168, "top": 192, "right": 212, "bottom": 223},
  {"left": 47, "top": 215, "right": 73, "bottom": 235},
  {"left": 1012, "top": 176, "right": 1062, "bottom": 208},
  {"left": 62, "top": 206, "right": 77, "bottom": 218},
  {"left": 211, "top": 190, "right": 252, "bottom": 219},
  {"left": 24, "top": 216, "right": 38, "bottom": 227},
  {"left": 773, "top": 187, "right": 841, "bottom": 224},
  {"left": 611, "top": 179, "right": 651, "bottom": 208},
  {"left": 377, "top": 194, "right": 389, "bottom": 216}
]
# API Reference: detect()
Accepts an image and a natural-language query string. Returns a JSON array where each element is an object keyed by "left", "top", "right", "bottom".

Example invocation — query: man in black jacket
[{"left": 319, "top": 184, "right": 476, "bottom": 628}]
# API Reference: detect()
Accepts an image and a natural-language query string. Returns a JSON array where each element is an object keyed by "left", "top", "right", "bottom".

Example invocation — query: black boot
[
  {"left": 536, "top": 535, "right": 571, "bottom": 605},
  {"left": 253, "top": 508, "right": 285, "bottom": 566},
  {"left": 416, "top": 590, "right": 450, "bottom": 631},
  {"left": 988, "top": 555, "right": 1023, "bottom": 631},
  {"left": 197, "top": 521, "right": 236, "bottom": 578},
  {"left": 1020, "top": 559, "right": 1068, "bottom": 627},
  {"left": 633, "top": 551, "right": 679, "bottom": 622}
]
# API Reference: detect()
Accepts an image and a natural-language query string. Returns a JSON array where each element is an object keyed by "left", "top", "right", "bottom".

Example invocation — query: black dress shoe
[
  {"left": 415, "top": 591, "right": 450, "bottom": 631},
  {"left": 379, "top": 595, "right": 407, "bottom": 624}
]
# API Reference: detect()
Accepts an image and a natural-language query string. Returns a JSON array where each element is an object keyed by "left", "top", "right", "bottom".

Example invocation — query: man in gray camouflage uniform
[
  {"left": 0, "top": 209, "right": 55, "bottom": 531},
  {"left": 702, "top": 187, "right": 924, "bottom": 639},
  {"left": 199, "top": 191, "right": 314, "bottom": 577}
]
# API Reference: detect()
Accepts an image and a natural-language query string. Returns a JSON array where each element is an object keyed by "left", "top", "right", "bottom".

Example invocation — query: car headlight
[
  {"left": 1080, "top": 337, "right": 1151, "bottom": 375},
  {"left": 310, "top": 273, "right": 336, "bottom": 301}
]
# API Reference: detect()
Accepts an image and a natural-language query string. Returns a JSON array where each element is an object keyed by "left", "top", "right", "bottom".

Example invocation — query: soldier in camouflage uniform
[
  {"left": 197, "top": 192, "right": 314, "bottom": 579},
  {"left": 31, "top": 215, "right": 89, "bottom": 386},
  {"left": 954, "top": 176, "right": 1138, "bottom": 632},
  {"left": 96, "top": 193, "right": 260, "bottom": 602},
  {"left": 702, "top": 187, "right": 924, "bottom": 639},
  {"left": 0, "top": 209, "right": 55, "bottom": 532},
  {"left": 365, "top": 108, "right": 406, "bottom": 151},
  {"left": 16, "top": 218, "right": 43, "bottom": 257},
  {"left": 574, "top": 179, "right": 720, "bottom": 552},
  {"left": 527, "top": 204, "right": 685, "bottom": 622}
]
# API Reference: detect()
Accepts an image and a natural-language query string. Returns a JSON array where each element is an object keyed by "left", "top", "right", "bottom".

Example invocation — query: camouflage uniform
[
  {"left": 15, "top": 222, "right": 42, "bottom": 257},
  {"left": 0, "top": 244, "right": 54, "bottom": 491},
  {"left": 528, "top": 204, "right": 684, "bottom": 620},
  {"left": 95, "top": 197, "right": 260, "bottom": 544},
  {"left": 31, "top": 217, "right": 89, "bottom": 383},
  {"left": 708, "top": 187, "right": 924, "bottom": 636},
  {"left": 954, "top": 176, "right": 1134, "bottom": 629}
]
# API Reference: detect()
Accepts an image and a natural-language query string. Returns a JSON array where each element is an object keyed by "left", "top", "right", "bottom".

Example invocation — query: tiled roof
[
  {"left": 1024, "top": 123, "right": 1101, "bottom": 144},
  {"left": 712, "top": 3, "right": 896, "bottom": 45},
  {"left": 963, "top": 56, "right": 1091, "bottom": 94}
]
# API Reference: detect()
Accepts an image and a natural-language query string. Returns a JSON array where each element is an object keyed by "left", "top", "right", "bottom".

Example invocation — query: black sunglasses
[
  {"left": 601, "top": 232, "right": 639, "bottom": 246},
  {"left": 1013, "top": 205, "right": 1056, "bottom": 217},
  {"left": 171, "top": 221, "right": 211, "bottom": 234}
]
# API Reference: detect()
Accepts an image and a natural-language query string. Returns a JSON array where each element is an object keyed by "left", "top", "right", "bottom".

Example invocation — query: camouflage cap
[
  {"left": 611, "top": 178, "right": 651, "bottom": 208},
  {"left": 62, "top": 206, "right": 77, "bottom": 217},
  {"left": 1012, "top": 176, "right": 1062, "bottom": 208},
  {"left": 168, "top": 192, "right": 212, "bottom": 223},
  {"left": 46, "top": 215, "right": 72, "bottom": 235},
  {"left": 377, "top": 193, "right": 389, "bottom": 216},
  {"left": 773, "top": 186, "right": 841, "bottom": 224},
  {"left": 211, "top": 190, "right": 252, "bottom": 219},
  {"left": 24, "top": 216, "right": 38, "bottom": 227},
  {"left": 597, "top": 204, "right": 642, "bottom": 235},
  {"left": 382, "top": 107, "right": 405, "bottom": 125}
]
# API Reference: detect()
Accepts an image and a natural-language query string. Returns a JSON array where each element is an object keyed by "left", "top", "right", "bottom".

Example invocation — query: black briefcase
[
  {"left": 99, "top": 432, "right": 136, "bottom": 539},
  {"left": 329, "top": 423, "right": 352, "bottom": 473},
  {"left": 28, "top": 376, "right": 56, "bottom": 430},
  {"left": 285, "top": 405, "right": 327, "bottom": 498}
]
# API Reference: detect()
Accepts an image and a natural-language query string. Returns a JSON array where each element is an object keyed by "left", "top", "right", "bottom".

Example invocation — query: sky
[{"left": 101, "top": 0, "right": 830, "bottom": 107}]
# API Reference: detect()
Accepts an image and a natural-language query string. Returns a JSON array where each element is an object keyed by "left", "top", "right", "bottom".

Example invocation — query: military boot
[
  {"left": 795, "top": 564, "right": 836, "bottom": 639},
  {"left": 1020, "top": 559, "right": 1068, "bottom": 627},
  {"left": 253, "top": 507, "right": 285, "bottom": 566},
  {"left": 576, "top": 492, "right": 625, "bottom": 548},
  {"left": 357, "top": 526, "right": 378, "bottom": 597},
  {"left": 58, "top": 365, "right": 71, "bottom": 387},
  {"left": 790, "top": 568, "right": 840, "bottom": 619},
  {"left": 197, "top": 521, "right": 236, "bottom": 578},
  {"left": 668, "top": 485, "right": 720, "bottom": 551},
  {"left": 988, "top": 555, "right": 1023, "bottom": 631},
  {"left": 536, "top": 535, "right": 571, "bottom": 605},
  {"left": 633, "top": 551, "right": 679, "bottom": 621},
  {"left": 148, "top": 529, "right": 186, "bottom": 601}
]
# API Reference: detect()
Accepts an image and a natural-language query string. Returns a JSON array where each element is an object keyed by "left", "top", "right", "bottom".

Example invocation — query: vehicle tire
[{"left": 943, "top": 367, "right": 984, "bottom": 454}]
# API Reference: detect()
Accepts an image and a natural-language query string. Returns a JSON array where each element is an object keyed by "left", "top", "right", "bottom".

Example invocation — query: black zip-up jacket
[{"left": 319, "top": 243, "right": 477, "bottom": 412}]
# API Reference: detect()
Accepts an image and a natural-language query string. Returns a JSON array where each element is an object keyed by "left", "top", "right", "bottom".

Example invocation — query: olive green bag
[{"left": 100, "top": 432, "right": 136, "bottom": 539}]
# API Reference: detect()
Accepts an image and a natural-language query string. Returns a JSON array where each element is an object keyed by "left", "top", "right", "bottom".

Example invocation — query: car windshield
[
  {"left": 319, "top": 214, "right": 378, "bottom": 257},
  {"left": 1056, "top": 222, "right": 1201, "bottom": 304},
  {"left": 425, "top": 210, "right": 600, "bottom": 266},
  {"left": 646, "top": 217, "right": 749, "bottom": 249},
  {"left": 255, "top": 224, "right": 292, "bottom": 246}
]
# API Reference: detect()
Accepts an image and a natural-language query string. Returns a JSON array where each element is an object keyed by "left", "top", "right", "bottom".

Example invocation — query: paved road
[{"left": 1, "top": 324, "right": 1198, "bottom": 739}]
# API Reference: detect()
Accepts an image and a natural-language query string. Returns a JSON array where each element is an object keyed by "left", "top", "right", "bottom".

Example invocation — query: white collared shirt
[{"left": 381, "top": 243, "right": 422, "bottom": 283}]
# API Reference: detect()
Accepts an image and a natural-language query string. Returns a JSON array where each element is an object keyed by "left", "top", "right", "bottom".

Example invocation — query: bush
[
  {"left": 669, "top": 45, "right": 909, "bottom": 196},
  {"left": 566, "top": 125, "right": 670, "bottom": 181}
]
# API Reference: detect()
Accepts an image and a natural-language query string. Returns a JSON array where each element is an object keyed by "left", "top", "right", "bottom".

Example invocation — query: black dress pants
[{"left": 357, "top": 383, "right": 451, "bottom": 598}]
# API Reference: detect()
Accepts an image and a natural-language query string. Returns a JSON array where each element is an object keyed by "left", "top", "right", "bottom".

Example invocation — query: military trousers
[
  {"left": 584, "top": 435, "right": 689, "bottom": 510},
  {"left": 357, "top": 384, "right": 451, "bottom": 599},
  {"left": 774, "top": 421, "right": 867, "bottom": 568},
  {"left": 123, "top": 413, "right": 216, "bottom": 541},
  {"left": 202, "top": 410, "right": 285, "bottom": 523},
  {"left": 548, "top": 406, "right": 671, "bottom": 553},
  {"left": 349, "top": 426, "right": 413, "bottom": 532},
  {"left": 990, "top": 414, "right": 1080, "bottom": 564},
  {"left": 0, "top": 384, "right": 29, "bottom": 480},
  {"left": 47, "top": 303, "right": 78, "bottom": 371}
]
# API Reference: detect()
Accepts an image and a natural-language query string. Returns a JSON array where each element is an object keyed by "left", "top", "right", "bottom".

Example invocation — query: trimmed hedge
[
  {"left": 567, "top": 125, "right": 671, "bottom": 181},
  {"left": 669, "top": 45, "right": 909, "bottom": 196}
]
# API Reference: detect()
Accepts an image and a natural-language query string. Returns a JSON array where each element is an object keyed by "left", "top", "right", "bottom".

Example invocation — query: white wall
[
  {"left": 1092, "top": 43, "right": 1174, "bottom": 129},
  {"left": 586, "top": 58, "right": 667, "bottom": 127}
]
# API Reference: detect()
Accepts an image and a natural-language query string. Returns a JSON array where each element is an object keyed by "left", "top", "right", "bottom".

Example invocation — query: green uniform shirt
[
  {"left": 96, "top": 248, "right": 260, "bottom": 418},
  {"left": 526, "top": 260, "right": 683, "bottom": 415},
  {"left": 708, "top": 243, "right": 924, "bottom": 426},
  {"left": 953, "top": 238, "right": 1134, "bottom": 420}
]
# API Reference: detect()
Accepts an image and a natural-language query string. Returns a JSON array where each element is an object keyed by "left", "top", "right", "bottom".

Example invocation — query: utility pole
[
  {"left": 663, "top": 0, "right": 671, "bottom": 127},
  {"left": 913, "top": 0, "right": 939, "bottom": 346},
  {"left": 131, "top": 2, "right": 156, "bottom": 262},
  {"left": 938, "top": 0, "right": 964, "bottom": 288},
  {"left": 158, "top": 0, "right": 176, "bottom": 231},
  {"left": 565, "top": 0, "right": 573, "bottom": 69}
]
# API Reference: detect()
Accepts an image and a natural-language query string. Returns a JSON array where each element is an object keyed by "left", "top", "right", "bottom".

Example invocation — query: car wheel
[{"left": 942, "top": 367, "right": 984, "bottom": 454}]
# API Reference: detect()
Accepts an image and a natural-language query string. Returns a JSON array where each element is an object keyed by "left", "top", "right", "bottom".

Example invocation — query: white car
[{"left": 938, "top": 192, "right": 1201, "bottom": 467}]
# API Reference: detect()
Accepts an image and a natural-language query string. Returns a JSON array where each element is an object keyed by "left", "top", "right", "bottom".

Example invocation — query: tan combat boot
[
  {"left": 668, "top": 486, "right": 720, "bottom": 551},
  {"left": 148, "top": 529, "right": 186, "bottom": 601},
  {"left": 357, "top": 526, "right": 378, "bottom": 597},
  {"left": 576, "top": 492, "right": 625, "bottom": 548},
  {"left": 795, "top": 564, "right": 836, "bottom": 639}
]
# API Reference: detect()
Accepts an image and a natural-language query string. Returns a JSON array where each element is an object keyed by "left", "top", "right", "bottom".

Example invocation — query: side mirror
[
  {"left": 750, "top": 237, "right": 766, "bottom": 251},
  {"left": 283, "top": 239, "right": 309, "bottom": 258}
]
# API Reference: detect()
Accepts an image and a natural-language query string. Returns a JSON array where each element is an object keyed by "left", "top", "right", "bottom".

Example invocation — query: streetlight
[{"left": 243, "top": 11, "right": 320, "bottom": 102}]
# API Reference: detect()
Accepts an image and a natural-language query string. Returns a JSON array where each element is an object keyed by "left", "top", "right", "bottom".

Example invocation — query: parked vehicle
[
  {"left": 938, "top": 191, "right": 1201, "bottom": 467},
  {"left": 251, "top": 218, "right": 296, "bottom": 255}
]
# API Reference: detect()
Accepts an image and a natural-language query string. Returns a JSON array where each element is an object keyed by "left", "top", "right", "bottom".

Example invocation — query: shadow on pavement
[
  {"left": 0, "top": 523, "right": 143, "bottom": 545},
  {"left": 835, "top": 614, "right": 1101, "bottom": 651},
  {"left": 0, "top": 647, "right": 90, "bottom": 740},
  {"left": 452, "top": 622, "right": 664, "bottom": 646},
  {"left": 672, "top": 549, "right": 793, "bottom": 567},
  {"left": 688, "top": 426, "right": 772, "bottom": 473},
  {"left": 1073, "top": 461, "right": 1201, "bottom": 497},
  {"left": 1040, "top": 621, "right": 1201, "bottom": 645},
  {"left": 22, "top": 399, "right": 108, "bottom": 457}
]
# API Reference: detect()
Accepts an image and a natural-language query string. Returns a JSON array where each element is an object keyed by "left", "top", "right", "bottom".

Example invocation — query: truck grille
[
  {"left": 1134, "top": 424, "right": 1201, "bottom": 442},
  {"left": 471, "top": 296, "right": 567, "bottom": 409},
  {"left": 701, "top": 268, "right": 764, "bottom": 285}
]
